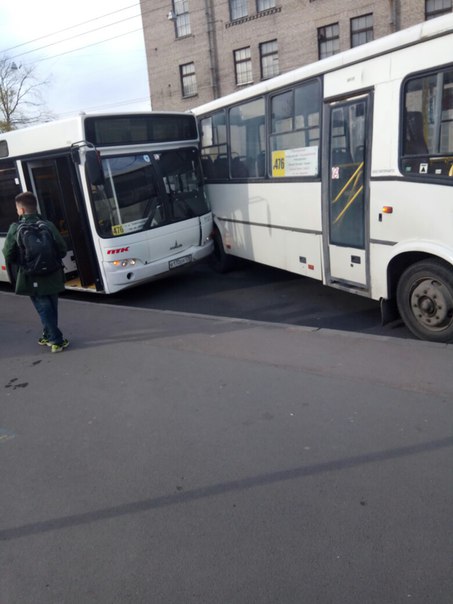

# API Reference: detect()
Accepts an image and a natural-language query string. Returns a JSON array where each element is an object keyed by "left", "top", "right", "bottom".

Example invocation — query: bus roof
[
  {"left": 191, "top": 12, "right": 453, "bottom": 115},
  {"left": 0, "top": 111, "right": 197, "bottom": 158}
]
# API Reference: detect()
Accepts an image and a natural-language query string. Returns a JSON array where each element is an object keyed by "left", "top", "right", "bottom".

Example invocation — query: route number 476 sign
[{"left": 272, "top": 146, "right": 318, "bottom": 178}]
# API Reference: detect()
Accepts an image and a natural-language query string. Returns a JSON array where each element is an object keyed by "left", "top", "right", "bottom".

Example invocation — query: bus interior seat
[
  {"left": 405, "top": 111, "right": 429, "bottom": 154},
  {"left": 213, "top": 155, "right": 229, "bottom": 178},
  {"left": 201, "top": 155, "right": 214, "bottom": 179},
  {"left": 231, "top": 156, "right": 249, "bottom": 178},
  {"left": 256, "top": 151, "right": 266, "bottom": 177}
]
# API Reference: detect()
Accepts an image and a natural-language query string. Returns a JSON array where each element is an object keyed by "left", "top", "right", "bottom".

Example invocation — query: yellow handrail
[
  {"left": 333, "top": 161, "right": 364, "bottom": 204},
  {"left": 333, "top": 185, "right": 364, "bottom": 224}
]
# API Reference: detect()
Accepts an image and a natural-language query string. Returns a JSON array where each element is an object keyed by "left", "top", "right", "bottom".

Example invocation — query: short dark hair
[{"left": 15, "top": 192, "right": 38, "bottom": 212}]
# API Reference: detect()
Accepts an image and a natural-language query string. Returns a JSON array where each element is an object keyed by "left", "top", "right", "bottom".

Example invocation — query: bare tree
[{"left": 0, "top": 57, "right": 53, "bottom": 132}]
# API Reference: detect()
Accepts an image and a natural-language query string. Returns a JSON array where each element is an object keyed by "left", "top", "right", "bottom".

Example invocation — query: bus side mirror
[{"left": 85, "top": 149, "right": 105, "bottom": 186}]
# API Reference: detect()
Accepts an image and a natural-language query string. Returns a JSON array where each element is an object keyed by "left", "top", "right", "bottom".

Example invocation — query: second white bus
[
  {"left": 0, "top": 112, "right": 213, "bottom": 294},
  {"left": 192, "top": 14, "right": 453, "bottom": 342}
]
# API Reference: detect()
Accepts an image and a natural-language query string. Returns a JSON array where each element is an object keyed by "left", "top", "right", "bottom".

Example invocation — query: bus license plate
[{"left": 169, "top": 254, "right": 192, "bottom": 270}]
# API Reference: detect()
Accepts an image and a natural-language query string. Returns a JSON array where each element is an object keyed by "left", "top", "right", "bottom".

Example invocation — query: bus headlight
[{"left": 112, "top": 258, "right": 137, "bottom": 267}]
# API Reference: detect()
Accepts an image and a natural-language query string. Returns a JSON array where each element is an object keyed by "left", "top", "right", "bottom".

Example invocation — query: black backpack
[{"left": 16, "top": 220, "right": 62, "bottom": 276}]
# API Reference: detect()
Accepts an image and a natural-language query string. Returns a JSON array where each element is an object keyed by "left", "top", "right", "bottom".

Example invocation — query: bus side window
[
  {"left": 269, "top": 79, "right": 321, "bottom": 178},
  {"left": 229, "top": 97, "right": 265, "bottom": 180},
  {"left": 402, "top": 69, "right": 453, "bottom": 177},
  {"left": 213, "top": 154, "right": 229, "bottom": 178},
  {"left": 200, "top": 112, "right": 227, "bottom": 180},
  {"left": 201, "top": 155, "right": 214, "bottom": 179},
  {"left": 231, "top": 156, "right": 249, "bottom": 178},
  {"left": 256, "top": 151, "right": 266, "bottom": 177},
  {"left": 405, "top": 111, "right": 428, "bottom": 155}
]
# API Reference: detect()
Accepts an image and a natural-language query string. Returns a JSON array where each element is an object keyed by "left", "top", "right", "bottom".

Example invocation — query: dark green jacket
[{"left": 2, "top": 214, "right": 67, "bottom": 296}]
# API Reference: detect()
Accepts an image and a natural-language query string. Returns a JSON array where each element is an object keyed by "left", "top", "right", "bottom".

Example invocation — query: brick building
[{"left": 140, "top": 0, "right": 452, "bottom": 111}]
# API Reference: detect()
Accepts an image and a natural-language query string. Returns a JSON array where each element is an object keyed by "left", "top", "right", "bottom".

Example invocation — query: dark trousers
[{"left": 30, "top": 294, "right": 63, "bottom": 345}]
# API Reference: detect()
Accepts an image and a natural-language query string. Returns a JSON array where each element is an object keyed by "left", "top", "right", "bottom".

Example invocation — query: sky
[{"left": 0, "top": 0, "right": 151, "bottom": 120}]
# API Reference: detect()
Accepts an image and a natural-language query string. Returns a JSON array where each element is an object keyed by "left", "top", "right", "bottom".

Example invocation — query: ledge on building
[
  {"left": 175, "top": 34, "right": 195, "bottom": 41},
  {"left": 226, "top": 6, "right": 282, "bottom": 29}
]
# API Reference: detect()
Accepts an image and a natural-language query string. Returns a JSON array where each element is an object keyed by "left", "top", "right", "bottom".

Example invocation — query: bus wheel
[
  {"left": 209, "top": 229, "right": 235, "bottom": 273},
  {"left": 397, "top": 259, "right": 453, "bottom": 342}
]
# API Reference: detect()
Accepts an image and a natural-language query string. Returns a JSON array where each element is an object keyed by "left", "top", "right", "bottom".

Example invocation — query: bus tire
[
  {"left": 209, "top": 229, "right": 235, "bottom": 273},
  {"left": 396, "top": 259, "right": 453, "bottom": 342}
]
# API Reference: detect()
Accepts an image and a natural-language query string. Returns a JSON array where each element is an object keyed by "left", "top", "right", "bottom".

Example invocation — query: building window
[
  {"left": 425, "top": 0, "right": 452, "bottom": 19},
  {"left": 318, "top": 23, "right": 340, "bottom": 59},
  {"left": 351, "top": 14, "right": 374, "bottom": 47},
  {"left": 257, "top": 0, "right": 276, "bottom": 11},
  {"left": 230, "top": 0, "right": 248, "bottom": 21},
  {"left": 234, "top": 47, "right": 253, "bottom": 85},
  {"left": 173, "top": 0, "right": 191, "bottom": 37},
  {"left": 180, "top": 62, "right": 197, "bottom": 97},
  {"left": 260, "top": 40, "right": 279, "bottom": 80}
]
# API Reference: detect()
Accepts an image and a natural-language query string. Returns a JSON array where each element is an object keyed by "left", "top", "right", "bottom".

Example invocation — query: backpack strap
[{"left": 15, "top": 221, "right": 27, "bottom": 265}]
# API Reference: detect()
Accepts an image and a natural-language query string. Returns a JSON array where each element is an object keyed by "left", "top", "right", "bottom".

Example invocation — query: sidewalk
[{"left": 1, "top": 289, "right": 452, "bottom": 398}]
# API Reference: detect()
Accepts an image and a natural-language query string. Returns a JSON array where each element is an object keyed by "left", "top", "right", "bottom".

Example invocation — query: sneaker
[
  {"left": 38, "top": 336, "right": 50, "bottom": 346},
  {"left": 50, "top": 339, "right": 69, "bottom": 353}
]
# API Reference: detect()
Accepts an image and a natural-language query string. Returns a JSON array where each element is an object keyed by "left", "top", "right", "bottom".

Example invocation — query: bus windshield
[{"left": 91, "top": 147, "right": 210, "bottom": 238}]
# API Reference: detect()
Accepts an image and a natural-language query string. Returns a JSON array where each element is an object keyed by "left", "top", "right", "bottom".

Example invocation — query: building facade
[{"left": 140, "top": 0, "right": 452, "bottom": 111}]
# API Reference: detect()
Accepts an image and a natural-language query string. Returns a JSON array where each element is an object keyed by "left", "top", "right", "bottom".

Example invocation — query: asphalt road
[
  {"left": 65, "top": 260, "right": 412, "bottom": 340},
  {"left": 1, "top": 292, "right": 452, "bottom": 603}
]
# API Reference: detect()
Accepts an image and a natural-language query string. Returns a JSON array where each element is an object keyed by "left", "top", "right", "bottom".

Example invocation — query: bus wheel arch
[
  {"left": 395, "top": 256, "right": 453, "bottom": 342},
  {"left": 209, "top": 226, "right": 236, "bottom": 273},
  {"left": 387, "top": 252, "right": 431, "bottom": 300}
]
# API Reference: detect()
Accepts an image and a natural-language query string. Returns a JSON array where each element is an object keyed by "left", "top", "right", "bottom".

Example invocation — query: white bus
[
  {"left": 0, "top": 112, "right": 213, "bottom": 293},
  {"left": 192, "top": 13, "right": 453, "bottom": 342}
]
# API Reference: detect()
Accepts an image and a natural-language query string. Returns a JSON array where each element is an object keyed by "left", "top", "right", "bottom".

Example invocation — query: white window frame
[
  {"left": 257, "top": 0, "right": 276, "bottom": 11},
  {"left": 260, "top": 40, "right": 279, "bottom": 80},
  {"left": 173, "top": 0, "right": 191, "bottom": 37},
  {"left": 180, "top": 62, "right": 197, "bottom": 97},
  {"left": 234, "top": 47, "right": 253, "bottom": 86},
  {"left": 230, "top": 0, "right": 248, "bottom": 21}
]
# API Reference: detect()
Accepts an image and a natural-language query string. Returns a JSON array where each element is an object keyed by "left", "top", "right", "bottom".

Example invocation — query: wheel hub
[{"left": 411, "top": 279, "right": 453, "bottom": 329}]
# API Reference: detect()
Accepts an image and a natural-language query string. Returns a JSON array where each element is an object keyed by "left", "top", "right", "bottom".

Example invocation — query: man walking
[{"left": 2, "top": 192, "right": 69, "bottom": 353}]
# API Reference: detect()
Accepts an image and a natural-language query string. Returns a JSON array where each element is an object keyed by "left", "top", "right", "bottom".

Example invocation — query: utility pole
[
  {"left": 204, "top": 0, "right": 220, "bottom": 100},
  {"left": 390, "top": 0, "right": 401, "bottom": 32}
]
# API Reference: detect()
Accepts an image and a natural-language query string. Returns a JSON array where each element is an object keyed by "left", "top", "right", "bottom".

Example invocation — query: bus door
[
  {"left": 323, "top": 94, "right": 371, "bottom": 290},
  {"left": 24, "top": 159, "right": 100, "bottom": 289}
]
